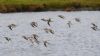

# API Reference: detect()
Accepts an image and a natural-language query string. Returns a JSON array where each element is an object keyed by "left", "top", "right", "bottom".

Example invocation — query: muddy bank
[{"left": 0, "top": 4, "right": 100, "bottom": 13}]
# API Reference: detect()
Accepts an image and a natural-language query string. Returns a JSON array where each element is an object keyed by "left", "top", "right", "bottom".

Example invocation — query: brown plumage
[
  {"left": 32, "top": 34, "right": 39, "bottom": 44},
  {"left": 41, "top": 18, "right": 53, "bottom": 26},
  {"left": 44, "top": 28, "right": 54, "bottom": 34},
  {"left": 41, "top": 18, "right": 48, "bottom": 21},
  {"left": 49, "top": 29, "right": 54, "bottom": 34},
  {"left": 58, "top": 15, "right": 65, "bottom": 19},
  {"left": 30, "top": 22, "right": 38, "bottom": 28},
  {"left": 8, "top": 24, "right": 16, "bottom": 30},
  {"left": 29, "top": 38, "right": 34, "bottom": 44}
]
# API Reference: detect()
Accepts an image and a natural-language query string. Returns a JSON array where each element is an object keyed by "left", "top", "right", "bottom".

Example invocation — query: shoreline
[{"left": 0, "top": 4, "right": 100, "bottom": 13}]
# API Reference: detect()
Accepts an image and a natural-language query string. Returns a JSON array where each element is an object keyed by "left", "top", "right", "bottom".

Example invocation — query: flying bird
[
  {"left": 22, "top": 36, "right": 28, "bottom": 40},
  {"left": 67, "top": 21, "right": 72, "bottom": 28},
  {"left": 30, "top": 22, "right": 38, "bottom": 28},
  {"left": 8, "top": 24, "right": 16, "bottom": 30},
  {"left": 43, "top": 41, "right": 48, "bottom": 47},
  {"left": 47, "top": 18, "right": 53, "bottom": 26},
  {"left": 44, "top": 28, "right": 54, "bottom": 34},
  {"left": 91, "top": 23, "right": 98, "bottom": 31},
  {"left": 41, "top": 18, "right": 53, "bottom": 26},
  {"left": 4, "top": 37, "right": 11, "bottom": 42},
  {"left": 58, "top": 15, "right": 65, "bottom": 19},
  {"left": 75, "top": 18, "right": 80, "bottom": 22},
  {"left": 32, "top": 34, "right": 39, "bottom": 44}
]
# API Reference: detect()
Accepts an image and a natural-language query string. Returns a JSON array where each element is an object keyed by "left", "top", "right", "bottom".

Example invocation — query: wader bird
[
  {"left": 8, "top": 24, "right": 16, "bottom": 30},
  {"left": 30, "top": 22, "right": 38, "bottom": 28},
  {"left": 41, "top": 18, "right": 53, "bottom": 26}
]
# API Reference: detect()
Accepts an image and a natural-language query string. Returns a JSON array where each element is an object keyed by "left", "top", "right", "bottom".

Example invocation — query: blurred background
[{"left": 0, "top": 0, "right": 100, "bottom": 12}]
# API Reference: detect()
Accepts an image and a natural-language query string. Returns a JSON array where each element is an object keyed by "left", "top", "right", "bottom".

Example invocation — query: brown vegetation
[{"left": 0, "top": 4, "right": 46, "bottom": 13}]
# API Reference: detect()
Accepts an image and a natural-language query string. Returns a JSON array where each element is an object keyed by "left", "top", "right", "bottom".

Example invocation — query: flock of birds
[{"left": 1, "top": 15, "right": 100, "bottom": 48}]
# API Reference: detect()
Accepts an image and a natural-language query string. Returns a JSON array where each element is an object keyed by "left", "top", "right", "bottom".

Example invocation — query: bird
[
  {"left": 67, "top": 21, "right": 72, "bottom": 28},
  {"left": 91, "top": 27, "right": 97, "bottom": 31},
  {"left": 75, "top": 18, "right": 80, "bottom": 22},
  {"left": 47, "top": 18, "right": 53, "bottom": 26},
  {"left": 91, "top": 23, "right": 98, "bottom": 31},
  {"left": 41, "top": 18, "right": 53, "bottom": 26},
  {"left": 58, "top": 15, "right": 65, "bottom": 19},
  {"left": 8, "top": 24, "right": 16, "bottom": 30},
  {"left": 43, "top": 41, "right": 48, "bottom": 47},
  {"left": 41, "top": 18, "right": 48, "bottom": 21},
  {"left": 22, "top": 36, "right": 28, "bottom": 40},
  {"left": 91, "top": 23, "right": 97, "bottom": 27},
  {"left": 4, "top": 37, "right": 11, "bottom": 42},
  {"left": 30, "top": 22, "right": 38, "bottom": 28},
  {"left": 44, "top": 28, "right": 54, "bottom": 34},
  {"left": 32, "top": 34, "right": 39, "bottom": 44},
  {"left": 49, "top": 29, "right": 54, "bottom": 34}
]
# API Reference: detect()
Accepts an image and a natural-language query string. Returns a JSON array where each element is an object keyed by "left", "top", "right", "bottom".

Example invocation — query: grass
[
  {"left": 0, "top": 0, "right": 100, "bottom": 8},
  {"left": 0, "top": 0, "right": 100, "bottom": 12}
]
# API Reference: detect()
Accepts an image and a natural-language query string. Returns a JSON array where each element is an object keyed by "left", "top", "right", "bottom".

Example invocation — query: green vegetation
[{"left": 0, "top": 0, "right": 100, "bottom": 12}]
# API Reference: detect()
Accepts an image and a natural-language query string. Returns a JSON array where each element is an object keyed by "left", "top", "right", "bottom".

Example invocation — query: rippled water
[{"left": 0, "top": 11, "right": 100, "bottom": 56}]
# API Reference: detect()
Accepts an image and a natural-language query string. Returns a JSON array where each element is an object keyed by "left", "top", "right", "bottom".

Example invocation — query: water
[{"left": 0, "top": 11, "right": 100, "bottom": 56}]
